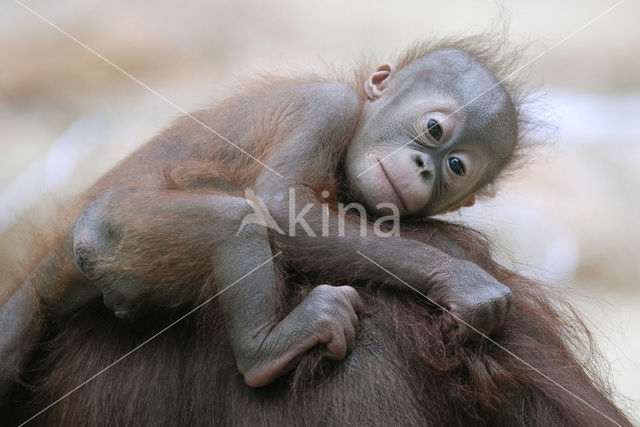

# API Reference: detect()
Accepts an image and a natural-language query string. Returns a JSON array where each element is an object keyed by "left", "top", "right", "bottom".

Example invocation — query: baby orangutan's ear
[
  {"left": 446, "top": 195, "right": 476, "bottom": 213},
  {"left": 364, "top": 64, "right": 395, "bottom": 100}
]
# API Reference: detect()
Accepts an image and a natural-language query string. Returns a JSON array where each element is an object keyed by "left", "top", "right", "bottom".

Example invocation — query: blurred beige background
[{"left": 1, "top": 0, "right": 639, "bottom": 421}]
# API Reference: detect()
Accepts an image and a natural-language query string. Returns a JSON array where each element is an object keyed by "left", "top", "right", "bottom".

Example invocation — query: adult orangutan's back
[{"left": 7, "top": 221, "right": 631, "bottom": 426}]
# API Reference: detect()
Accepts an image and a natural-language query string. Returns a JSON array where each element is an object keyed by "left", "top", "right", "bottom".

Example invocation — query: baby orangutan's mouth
[{"left": 377, "top": 158, "right": 408, "bottom": 213}]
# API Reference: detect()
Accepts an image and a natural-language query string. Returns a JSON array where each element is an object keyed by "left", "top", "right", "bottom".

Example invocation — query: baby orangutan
[{"left": 1, "top": 45, "right": 522, "bottom": 392}]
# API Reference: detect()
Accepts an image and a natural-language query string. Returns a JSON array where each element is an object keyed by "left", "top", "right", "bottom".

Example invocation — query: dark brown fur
[{"left": 3, "top": 220, "right": 631, "bottom": 426}]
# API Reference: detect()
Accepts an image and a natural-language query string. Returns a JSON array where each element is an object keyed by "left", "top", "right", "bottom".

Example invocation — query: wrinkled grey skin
[{"left": 0, "top": 48, "right": 517, "bottom": 394}]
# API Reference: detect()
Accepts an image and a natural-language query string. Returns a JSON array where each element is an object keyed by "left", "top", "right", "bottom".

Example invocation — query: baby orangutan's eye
[
  {"left": 448, "top": 157, "right": 465, "bottom": 176},
  {"left": 427, "top": 119, "right": 442, "bottom": 141}
]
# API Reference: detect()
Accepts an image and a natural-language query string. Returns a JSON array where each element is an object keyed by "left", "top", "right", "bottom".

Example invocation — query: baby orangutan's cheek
[{"left": 367, "top": 153, "right": 408, "bottom": 215}]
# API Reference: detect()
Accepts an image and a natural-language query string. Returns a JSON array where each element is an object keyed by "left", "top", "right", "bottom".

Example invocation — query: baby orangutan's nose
[{"left": 412, "top": 153, "right": 434, "bottom": 182}]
